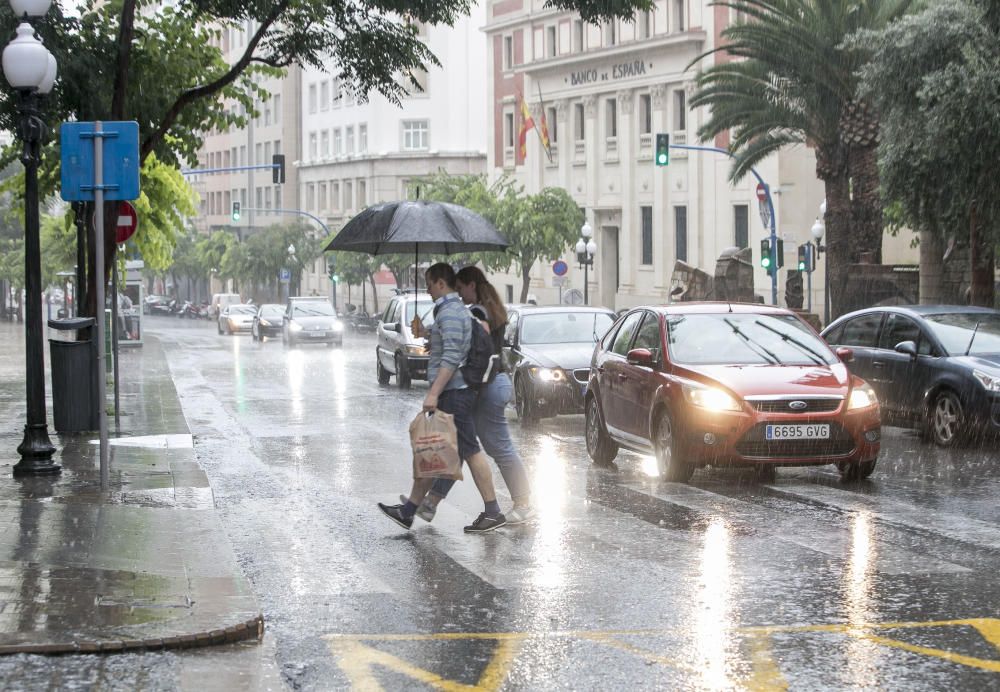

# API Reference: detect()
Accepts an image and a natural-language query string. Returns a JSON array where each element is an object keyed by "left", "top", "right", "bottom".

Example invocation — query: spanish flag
[
  {"left": 538, "top": 108, "right": 552, "bottom": 159},
  {"left": 518, "top": 96, "right": 535, "bottom": 159}
]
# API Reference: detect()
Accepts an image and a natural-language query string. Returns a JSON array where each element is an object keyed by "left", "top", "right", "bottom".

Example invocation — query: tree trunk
[
  {"left": 918, "top": 230, "right": 944, "bottom": 305},
  {"left": 824, "top": 174, "right": 853, "bottom": 320},
  {"left": 519, "top": 269, "right": 532, "bottom": 303},
  {"left": 847, "top": 144, "right": 883, "bottom": 264},
  {"left": 368, "top": 273, "right": 379, "bottom": 313},
  {"left": 969, "top": 206, "right": 996, "bottom": 308}
]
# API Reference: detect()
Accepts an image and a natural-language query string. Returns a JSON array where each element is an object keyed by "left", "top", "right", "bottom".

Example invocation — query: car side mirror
[
  {"left": 894, "top": 340, "right": 918, "bottom": 359},
  {"left": 627, "top": 348, "right": 654, "bottom": 367},
  {"left": 836, "top": 347, "right": 854, "bottom": 363},
  {"left": 386, "top": 322, "right": 401, "bottom": 333}
]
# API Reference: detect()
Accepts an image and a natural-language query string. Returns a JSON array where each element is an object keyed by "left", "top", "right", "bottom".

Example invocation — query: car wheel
[
  {"left": 653, "top": 409, "right": 694, "bottom": 483},
  {"left": 515, "top": 376, "right": 537, "bottom": 425},
  {"left": 753, "top": 465, "right": 777, "bottom": 483},
  {"left": 839, "top": 459, "right": 877, "bottom": 482},
  {"left": 929, "top": 390, "right": 964, "bottom": 447},
  {"left": 377, "top": 356, "right": 391, "bottom": 385},
  {"left": 396, "top": 354, "right": 411, "bottom": 389},
  {"left": 585, "top": 395, "right": 618, "bottom": 465}
]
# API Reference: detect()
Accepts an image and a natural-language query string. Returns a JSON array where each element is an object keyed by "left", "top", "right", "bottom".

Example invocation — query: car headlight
[
  {"left": 684, "top": 385, "right": 741, "bottom": 412},
  {"left": 848, "top": 385, "right": 878, "bottom": 410},
  {"left": 973, "top": 369, "right": 1000, "bottom": 393},
  {"left": 532, "top": 367, "right": 565, "bottom": 382},
  {"left": 405, "top": 344, "right": 428, "bottom": 356},
  {"left": 289, "top": 322, "right": 303, "bottom": 332},
  {"left": 332, "top": 321, "right": 344, "bottom": 332},
  {"left": 260, "top": 319, "right": 271, "bottom": 327}
]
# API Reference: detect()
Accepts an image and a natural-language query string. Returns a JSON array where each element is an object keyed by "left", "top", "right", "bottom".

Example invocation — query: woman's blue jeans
[{"left": 430, "top": 373, "right": 531, "bottom": 506}]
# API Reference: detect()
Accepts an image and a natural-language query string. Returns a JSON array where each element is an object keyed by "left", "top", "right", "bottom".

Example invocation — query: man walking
[{"left": 378, "top": 263, "right": 506, "bottom": 533}]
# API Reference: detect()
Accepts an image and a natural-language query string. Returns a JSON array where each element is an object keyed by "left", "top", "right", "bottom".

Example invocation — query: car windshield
[
  {"left": 666, "top": 313, "right": 837, "bottom": 366},
  {"left": 406, "top": 300, "right": 435, "bottom": 326},
  {"left": 261, "top": 305, "right": 283, "bottom": 317},
  {"left": 293, "top": 302, "right": 336, "bottom": 317},
  {"left": 520, "top": 312, "right": 615, "bottom": 345},
  {"left": 229, "top": 306, "right": 256, "bottom": 315},
  {"left": 924, "top": 313, "right": 1000, "bottom": 356}
]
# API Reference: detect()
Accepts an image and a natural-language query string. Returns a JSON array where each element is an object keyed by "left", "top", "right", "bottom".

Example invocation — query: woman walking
[{"left": 410, "top": 266, "right": 535, "bottom": 524}]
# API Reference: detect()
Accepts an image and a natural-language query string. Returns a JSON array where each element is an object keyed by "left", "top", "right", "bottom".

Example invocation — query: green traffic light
[
  {"left": 761, "top": 258, "right": 771, "bottom": 269},
  {"left": 657, "top": 153, "right": 667, "bottom": 164}
]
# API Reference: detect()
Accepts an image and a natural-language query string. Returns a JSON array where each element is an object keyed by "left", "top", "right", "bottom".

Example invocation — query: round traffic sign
[
  {"left": 755, "top": 183, "right": 767, "bottom": 202},
  {"left": 552, "top": 260, "right": 568, "bottom": 276},
  {"left": 114, "top": 202, "right": 138, "bottom": 244}
]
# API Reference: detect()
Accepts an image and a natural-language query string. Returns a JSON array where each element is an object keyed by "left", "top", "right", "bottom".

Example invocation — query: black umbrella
[{"left": 323, "top": 201, "right": 508, "bottom": 284}]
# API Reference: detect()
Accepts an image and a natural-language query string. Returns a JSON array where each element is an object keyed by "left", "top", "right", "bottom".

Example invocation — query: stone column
[
  {"left": 584, "top": 94, "right": 599, "bottom": 304},
  {"left": 617, "top": 89, "right": 635, "bottom": 292},
  {"left": 556, "top": 99, "right": 571, "bottom": 194}
]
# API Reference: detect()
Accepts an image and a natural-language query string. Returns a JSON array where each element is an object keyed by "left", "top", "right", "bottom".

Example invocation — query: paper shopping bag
[{"left": 409, "top": 410, "right": 463, "bottom": 481}]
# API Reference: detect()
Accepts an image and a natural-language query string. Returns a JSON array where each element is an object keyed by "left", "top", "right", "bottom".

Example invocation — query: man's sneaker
[
  {"left": 464, "top": 512, "right": 506, "bottom": 533},
  {"left": 378, "top": 503, "right": 413, "bottom": 530},
  {"left": 399, "top": 494, "right": 437, "bottom": 522},
  {"left": 506, "top": 506, "right": 537, "bottom": 525}
]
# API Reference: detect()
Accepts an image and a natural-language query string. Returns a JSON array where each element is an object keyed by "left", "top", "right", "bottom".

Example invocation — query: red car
[{"left": 585, "top": 303, "right": 881, "bottom": 482}]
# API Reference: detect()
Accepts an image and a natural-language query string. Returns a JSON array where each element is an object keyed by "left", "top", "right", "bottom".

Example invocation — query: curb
[{"left": 0, "top": 615, "right": 264, "bottom": 656}]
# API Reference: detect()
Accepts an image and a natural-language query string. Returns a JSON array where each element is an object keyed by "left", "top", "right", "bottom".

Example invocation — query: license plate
[
  {"left": 309, "top": 332, "right": 326, "bottom": 338},
  {"left": 766, "top": 424, "right": 829, "bottom": 440}
]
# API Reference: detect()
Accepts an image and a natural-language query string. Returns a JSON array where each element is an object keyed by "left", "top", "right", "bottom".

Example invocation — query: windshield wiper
[
  {"left": 754, "top": 319, "right": 825, "bottom": 365},
  {"left": 724, "top": 318, "right": 781, "bottom": 364},
  {"left": 965, "top": 320, "right": 982, "bottom": 356}
]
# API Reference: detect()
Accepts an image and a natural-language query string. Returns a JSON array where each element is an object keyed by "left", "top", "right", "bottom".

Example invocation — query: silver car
[
  {"left": 282, "top": 299, "right": 344, "bottom": 347},
  {"left": 218, "top": 304, "right": 256, "bottom": 334},
  {"left": 376, "top": 292, "right": 435, "bottom": 388}
]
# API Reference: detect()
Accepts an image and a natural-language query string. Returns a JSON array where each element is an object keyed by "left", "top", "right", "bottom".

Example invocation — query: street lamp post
[
  {"left": 3, "top": 1, "right": 60, "bottom": 475},
  {"left": 575, "top": 221, "right": 597, "bottom": 306},
  {"left": 286, "top": 243, "right": 296, "bottom": 301},
  {"left": 811, "top": 200, "right": 829, "bottom": 326}
]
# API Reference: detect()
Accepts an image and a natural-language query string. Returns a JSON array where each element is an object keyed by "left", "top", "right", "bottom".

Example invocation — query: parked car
[
  {"left": 504, "top": 305, "right": 616, "bottom": 424},
  {"left": 143, "top": 294, "right": 169, "bottom": 314},
  {"left": 282, "top": 298, "right": 343, "bottom": 347},
  {"left": 585, "top": 303, "right": 882, "bottom": 483},
  {"left": 821, "top": 305, "right": 1000, "bottom": 446},
  {"left": 211, "top": 293, "right": 242, "bottom": 319},
  {"left": 218, "top": 304, "right": 256, "bottom": 334},
  {"left": 252, "top": 303, "right": 284, "bottom": 341},
  {"left": 375, "top": 291, "right": 435, "bottom": 388}
]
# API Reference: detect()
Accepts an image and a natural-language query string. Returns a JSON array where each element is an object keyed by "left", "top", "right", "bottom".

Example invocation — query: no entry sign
[
  {"left": 756, "top": 183, "right": 767, "bottom": 202},
  {"left": 114, "top": 202, "right": 138, "bottom": 243}
]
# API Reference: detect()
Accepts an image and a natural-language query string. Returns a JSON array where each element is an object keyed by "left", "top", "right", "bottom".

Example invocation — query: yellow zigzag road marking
[{"left": 325, "top": 617, "right": 1000, "bottom": 690}]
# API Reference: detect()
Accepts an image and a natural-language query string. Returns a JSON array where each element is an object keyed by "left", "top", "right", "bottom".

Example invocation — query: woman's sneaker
[
  {"left": 464, "top": 512, "right": 506, "bottom": 533},
  {"left": 506, "top": 506, "right": 537, "bottom": 525},
  {"left": 399, "top": 494, "right": 437, "bottom": 522}
]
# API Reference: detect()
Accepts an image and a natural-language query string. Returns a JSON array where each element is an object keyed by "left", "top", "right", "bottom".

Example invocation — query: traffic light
[
  {"left": 760, "top": 238, "right": 773, "bottom": 270},
  {"left": 327, "top": 259, "right": 338, "bottom": 283},
  {"left": 797, "top": 243, "right": 815, "bottom": 272},
  {"left": 231, "top": 201, "right": 241, "bottom": 222},
  {"left": 655, "top": 133, "right": 670, "bottom": 166},
  {"left": 272, "top": 154, "right": 285, "bottom": 184},
  {"left": 775, "top": 237, "right": 785, "bottom": 269}
]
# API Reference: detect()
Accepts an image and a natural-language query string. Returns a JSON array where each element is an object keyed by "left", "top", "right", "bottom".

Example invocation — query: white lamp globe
[
  {"left": 581, "top": 221, "right": 592, "bottom": 239},
  {"left": 575, "top": 239, "right": 586, "bottom": 255},
  {"left": 36, "top": 50, "right": 56, "bottom": 95},
  {"left": 586, "top": 239, "right": 597, "bottom": 256},
  {"left": 9, "top": 0, "right": 51, "bottom": 19},
  {"left": 810, "top": 218, "right": 825, "bottom": 242},
  {"left": 2, "top": 23, "right": 48, "bottom": 89},
  {"left": 287, "top": 243, "right": 295, "bottom": 255}
]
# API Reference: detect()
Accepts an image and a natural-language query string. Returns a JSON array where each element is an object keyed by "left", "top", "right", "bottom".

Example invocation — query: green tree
[
  {"left": 329, "top": 251, "right": 382, "bottom": 313},
  {"left": 688, "top": 0, "right": 913, "bottom": 318},
  {"left": 855, "top": 0, "right": 999, "bottom": 307}
]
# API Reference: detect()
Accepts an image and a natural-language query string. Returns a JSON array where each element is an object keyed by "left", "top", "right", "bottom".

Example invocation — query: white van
[{"left": 211, "top": 293, "right": 242, "bottom": 319}]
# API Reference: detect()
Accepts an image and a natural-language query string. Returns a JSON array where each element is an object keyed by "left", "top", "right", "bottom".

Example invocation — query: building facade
[
  {"left": 484, "top": 1, "right": 915, "bottom": 312},
  {"left": 296, "top": 4, "right": 489, "bottom": 306}
]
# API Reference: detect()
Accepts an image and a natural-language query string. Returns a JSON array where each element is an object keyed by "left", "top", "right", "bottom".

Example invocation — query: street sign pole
[{"left": 92, "top": 122, "right": 109, "bottom": 488}]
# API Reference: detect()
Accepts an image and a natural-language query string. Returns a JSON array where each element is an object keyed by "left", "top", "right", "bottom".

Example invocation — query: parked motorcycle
[{"left": 178, "top": 301, "right": 199, "bottom": 318}]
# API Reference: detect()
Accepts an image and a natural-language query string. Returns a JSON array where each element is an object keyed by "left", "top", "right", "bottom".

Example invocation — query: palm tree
[{"left": 688, "top": 0, "right": 913, "bottom": 318}]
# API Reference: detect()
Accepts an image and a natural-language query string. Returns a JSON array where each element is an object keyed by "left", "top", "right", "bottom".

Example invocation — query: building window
[
  {"left": 264, "top": 141, "right": 271, "bottom": 164},
  {"left": 506, "top": 285, "right": 514, "bottom": 303},
  {"left": 344, "top": 181, "right": 354, "bottom": 210},
  {"left": 504, "top": 111, "right": 515, "bottom": 149},
  {"left": 264, "top": 186, "right": 272, "bottom": 212},
  {"left": 546, "top": 106, "right": 558, "bottom": 143},
  {"left": 641, "top": 206, "right": 653, "bottom": 265},
  {"left": 546, "top": 26, "right": 557, "bottom": 57},
  {"left": 320, "top": 130, "right": 329, "bottom": 157},
  {"left": 273, "top": 94, "right": 280, "bottom": 124},
  {"left": 308, "top": 83, "right": 317, "bottom": 114},
  {"left": 358, "top": 179, "right": 367, "bottom": 208},
  {"left": 273, "top": 139, "right": 281, "bottom": 156},
  {"left": 320, "top": 81, "right": 329, "bottom": 111},
  {"left": 573, "top": 19, "right": 584, "bottom": 52},
  {"left": 346, "top": 126, "right": 355, "bottom": 154},
  {"left": 605, "top": 21, "right": 617, "bottom": 46},
  {"left": 240, "top": 145, "right": 246, "bottom": 166},
  {"left": 331, "top": 77, "right": 341, "bottom": 107},
  {"left": 606, "top": 98, "right": 617, "bottom": 138},
  {"left": 675, "top": 206, "right": 688, "bottom": 262},
  {"left": 674, "top": 90, "right": 687, "bottom": 131},
  {"left": 263, "top": 104, "right": 271, "bottom": 126},
  {"left": 734, "top": 205, "right": 749, "bottom": 249},
  {"left": 255, "top": 187, "right": 263, "bottom": 209},
  {"left": 403, "top": 120, "right": 429, "bottom": 150},
  {"left": 332, "top": 181, "right": 340, "bottom": 210},
  {"left": 674, "top": 0, "right": 685, "bottom": 32},
  {"left": 503, "top": 35, "right": 514, "bottom": 69},
  {"left": 308, "top": 133, "right": 317, "bottom": 160},
  {"left": 240, "top": 188, "right": 247, "bottom": 207},
  {"left": 319, "top": 182, "right": 327, "bottom": 212},
  {"left": 638, "top": 10, "right": 653, "bottom": 38},
  {"left": 574, "top": 103, "right": 585, "bottom": 141},
  {"left": 274, "top": 185, "right": 281, "bottom": 210},
  {"left": 333, "top": 128, "right": 342, "bottom": 156},
  {"left": 359, "top": 124, "right": 368, "bottom": 152},
  {"left": 345, "top": 86, "right": 355, "bottom": 106},
  {"left": 639, "top": 93, "right": 652, "bottom": 134},
  {"left": 306, "top": 183, "right": 315, "bottom": 212}
]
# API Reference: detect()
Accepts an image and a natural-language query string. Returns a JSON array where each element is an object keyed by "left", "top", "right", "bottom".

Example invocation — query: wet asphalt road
[{"left": 94, "top": 318, "right": 1000, "bottom": 688}]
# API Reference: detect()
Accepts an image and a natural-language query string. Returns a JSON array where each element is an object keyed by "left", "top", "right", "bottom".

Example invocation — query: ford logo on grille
[{"left": 788, "top": 401, "right": 808, "bottom": 411}]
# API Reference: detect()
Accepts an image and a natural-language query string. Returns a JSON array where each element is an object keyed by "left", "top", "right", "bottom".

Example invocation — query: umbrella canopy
[{"left": 324, "top": 200, "right": 508, "bottom": 255}]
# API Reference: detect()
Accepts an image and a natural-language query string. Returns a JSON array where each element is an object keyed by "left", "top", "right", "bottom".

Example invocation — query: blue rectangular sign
[{"left": 60, "top": 121, "right": 141, "bottom": 202}]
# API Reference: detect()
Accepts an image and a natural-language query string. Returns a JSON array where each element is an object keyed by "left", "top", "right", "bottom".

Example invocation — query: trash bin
[{"left": 48, "top": 317, "right": 97, "bottom": 433}]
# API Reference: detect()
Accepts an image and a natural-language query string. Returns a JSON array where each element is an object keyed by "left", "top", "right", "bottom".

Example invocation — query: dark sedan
[
  {"left": 504, "top": 306, "right": 616, "bottom": 424},
  {"left": 821, "top": 306, "right": 1000, "bottom": 446},
  {"left": 252, "top": 303, "right": 284, "bottom": 341}
]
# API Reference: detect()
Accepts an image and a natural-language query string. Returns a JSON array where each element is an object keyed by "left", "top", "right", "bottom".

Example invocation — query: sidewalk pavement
[{"left": 0, "top": 323, "right": 264, "bottom": 655}]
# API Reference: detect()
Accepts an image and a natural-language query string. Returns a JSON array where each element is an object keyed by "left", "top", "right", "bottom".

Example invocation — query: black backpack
[{"left": 434, "top": 303, "right": 499, "bottom": 389}]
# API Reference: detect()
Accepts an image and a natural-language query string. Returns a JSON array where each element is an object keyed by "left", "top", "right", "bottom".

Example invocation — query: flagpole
[{"left": 536, "top": 84, "right": 553, "bottom": 163}]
